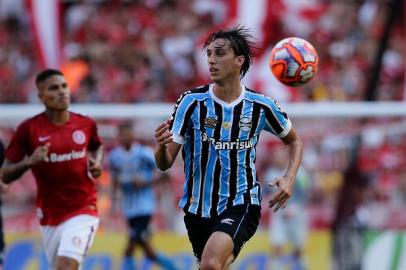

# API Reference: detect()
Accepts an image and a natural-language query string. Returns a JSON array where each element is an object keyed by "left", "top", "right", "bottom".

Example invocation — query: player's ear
[
  {"left": 235, "top": 55, "right": 245, "bottom": 67},
  {"left": 36, "top": 81, "right": 46, "bottom": 101},
  {"left": 37, "top": 88, "right": 44, "bottom": 100}
]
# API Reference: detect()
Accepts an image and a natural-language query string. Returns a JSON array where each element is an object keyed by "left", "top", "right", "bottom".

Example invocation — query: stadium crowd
[
  {"left": 0, "top": 0, "right": 404, "bottom": 103},
  {"left": 0, "top": 0, "right": 405, "bottom": 238}
]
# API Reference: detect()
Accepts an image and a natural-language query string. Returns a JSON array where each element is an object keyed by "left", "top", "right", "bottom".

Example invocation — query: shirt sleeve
[
  {"left": 262, "top": 98, "right": 292, "bottom": 138},
  {"left": 88, "top": 119, "right": 102, "bottom": 151},
  {"left": 143, "top": 147, "right": 157, "bottom": 170},
  {"left": 108, "top": 151, "right": 119, "bottom": 177},
  {"left": 169, "top": 91, "right": 196, "bottom": 145},
  {"left": 5, "top": 121, "right": 30, "bottom": 162}
]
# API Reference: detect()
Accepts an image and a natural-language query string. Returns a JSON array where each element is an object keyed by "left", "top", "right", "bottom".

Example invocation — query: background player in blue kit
[
  {"left": 154, "top": 26, "right": 303, "bottom": 270},
  {"left": 109, "top": 122, "right": 178, "bottom": 270}
]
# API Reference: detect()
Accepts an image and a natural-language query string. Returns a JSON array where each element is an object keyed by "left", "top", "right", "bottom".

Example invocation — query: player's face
[
  {"left": 119, "top": 127, "right": 134, "bottom": 148},
  {"left": 206, "top": 38, "right": 244, "bottom": 82},
  {"left": 38, "top": 75, "right": 70, "bottom": 111}
]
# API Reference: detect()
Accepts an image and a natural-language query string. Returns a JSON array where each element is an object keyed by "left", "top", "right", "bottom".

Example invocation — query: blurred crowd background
[
  {"left": 0, "top": 0, "right": 404, "bottom": 103},
  {"left": 0, "top": 0, "right": 405, "bottom": 269}
]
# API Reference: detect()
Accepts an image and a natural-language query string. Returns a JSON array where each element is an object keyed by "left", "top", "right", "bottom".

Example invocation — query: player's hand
[
  {"left": 0, "top": 180, "right": 9, "bottom": 193},
  {"left": 88, "top": 158, "right": 102, "bottom": 178},
  {"left": 154, "top": 119, "right": 173, "bottom": 150},
  {"left": 26, "top": 143, "right": 50, "bottom": 166},
  {"left": 268, "top": 176, "right": 294, "bottom": 212}
]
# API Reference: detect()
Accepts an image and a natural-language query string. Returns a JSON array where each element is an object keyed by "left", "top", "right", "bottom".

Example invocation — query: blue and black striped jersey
[
  {"left": 170, "top": 84, "right": 291, "bottom": 217},
  {"left": 109, "top": 144, "right": 157, "bottom": 218}
]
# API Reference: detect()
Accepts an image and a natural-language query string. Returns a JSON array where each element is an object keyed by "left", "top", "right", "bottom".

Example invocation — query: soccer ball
[{"left": 269, "top": 37, "right": 319, "bottom": 87}]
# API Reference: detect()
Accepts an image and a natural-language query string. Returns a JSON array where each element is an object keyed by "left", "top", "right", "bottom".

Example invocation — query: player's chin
[
  {"left": 52, "top": 103, "right": 69, "bottom": 111},
  {"left": 91, "top": 172, "right": 102, "bottom": 178},
  {"left": 210, "top": 74, "right": 222, "bottom": 83},
  {"left": 60, "top": 102, "right": 70, "bottom": 110}
]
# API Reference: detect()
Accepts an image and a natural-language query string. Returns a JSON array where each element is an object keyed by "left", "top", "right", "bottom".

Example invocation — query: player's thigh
[
  {"left": 201, "top": 231, "right": 234, "bottom": 269},
  {"left": 269, "top": 213, "right": 287, "bottom": 246},
  {"left": 55, "top": 256, "right": 79, "bottom": 270},
  {"left": 184, "top": 213, "right": 212, "bottom": 262},
  {"left": 213, "top": 203, "right": 261, "bottom": 260},
  {"left": 287, "top": 211, "right": 309, "bottom": 248},
  {"left": 58, "top": 215, "right": 99, "bottom": 265},
  {"left": 39, "top": 224, "right": 64, "bottom": 267},
  {"left": 127, "top": 215, "right": 152, "bottom": 243}
]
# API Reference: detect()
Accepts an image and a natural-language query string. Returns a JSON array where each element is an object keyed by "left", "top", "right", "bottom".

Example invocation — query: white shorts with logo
[{"left": 39, "top": 214, "right": 99, "bottom": 268}]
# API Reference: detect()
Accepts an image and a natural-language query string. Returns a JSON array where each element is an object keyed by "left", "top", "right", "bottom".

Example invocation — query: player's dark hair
[
  {"left": 118, "top": 121, "right": 133, "bottom": 132},
  {"left": 35, "top": 69, "right": 64, "bottom": 86},
  {"left": 203, "top": 25, "right": 257, "bottom": 78}
]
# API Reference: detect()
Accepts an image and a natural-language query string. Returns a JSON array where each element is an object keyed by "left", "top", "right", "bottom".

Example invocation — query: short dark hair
[
  {"left": 118, "top": 121, "right": 133, "bottom": 132},
  {"left": 203, "top": 25, "right": 257, "bottom": 78},
  {"left": 35, "top": 69, "right": 64, "bottom": 86}
]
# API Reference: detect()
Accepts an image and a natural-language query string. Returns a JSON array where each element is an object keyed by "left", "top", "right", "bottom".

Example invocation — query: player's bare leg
[
  {"left": 121, "top": 239, "right": 137, "bottom": 270},
  {"left": 55, "top": 256, "right": 79, "bottom": 270},
  {"left": 139, "top": 240, "right": 157, "bottom": 260},
  {"left": 221, "top": 254, "right": 234, "bottom": 270},
  {"left": 124, "top": 239, "right": 136, "bottom": 257},
  {"left": 140, "top": 239, "right": 178, "bottom": 270},
  {"left": 200, "top": 232, "right": 234, "bottom": 270}
]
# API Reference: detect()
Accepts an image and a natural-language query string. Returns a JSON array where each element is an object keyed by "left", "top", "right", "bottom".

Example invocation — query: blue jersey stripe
[
  {"left": 227, "top": 102, "right": 243, "bottom": 208},
  {"left": 217, "top": 105, "right": 232, "bottom": 214}
]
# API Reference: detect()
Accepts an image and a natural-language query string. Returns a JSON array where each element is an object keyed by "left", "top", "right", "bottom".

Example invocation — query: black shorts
[
  {"left": 184, "top": 203, "right": 261, "bottom": 261},
  {"left": 127, "top": 215, "right": 152, "bottom": 242}
]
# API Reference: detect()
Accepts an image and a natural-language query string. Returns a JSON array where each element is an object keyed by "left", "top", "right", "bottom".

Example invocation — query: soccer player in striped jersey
[
  {"left": 154, "top": 26, "right": 303, "bottom": 270},
  {"left": 109, "top": 122, "right": 178, "bottom": 270}
]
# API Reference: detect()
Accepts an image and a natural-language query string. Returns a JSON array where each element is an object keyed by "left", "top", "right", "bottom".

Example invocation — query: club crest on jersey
[
  {"left": 204, "top": 117, "right": 218, "bottom": 128},
  {"left": 222, "top": 122, "right": 232, "bottom": 130},
  {"left": 239, "top": 117, "right": 252, "bottom": 132},
  {"left": 72, "top": 130, "right": 86, "bottom": 144}
]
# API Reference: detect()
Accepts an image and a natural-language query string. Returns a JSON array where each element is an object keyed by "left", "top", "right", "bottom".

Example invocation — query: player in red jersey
[{"left": 1, "top": 69, "right": 103, "bottom": 270}]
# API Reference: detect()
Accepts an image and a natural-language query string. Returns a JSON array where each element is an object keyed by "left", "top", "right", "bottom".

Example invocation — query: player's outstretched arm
[
  {"left": 88, "top": 145, "right": 104, "bottom": 178},
  {"left": 154, "top": 119, "right": 181, "bottom": 171},
  {"left": 133, "top": 172, "right": 171, "bottom": 189},
  {"left": 268, "top": 127, "right": 303, "bottom": 212},
  {"left": 2, "top": 143, "right": 50, "bottom": 184}
]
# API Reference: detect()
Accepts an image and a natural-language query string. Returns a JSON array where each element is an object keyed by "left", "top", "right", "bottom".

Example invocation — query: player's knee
[
  {"left": 55, "top": 256, "right": 79, "bottom": 270},
  {"left": 200, "top": 257, "right": 222, "bottom": 270}
]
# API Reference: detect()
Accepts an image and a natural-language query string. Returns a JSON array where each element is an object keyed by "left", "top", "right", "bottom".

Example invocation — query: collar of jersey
[
  {"left": 209, "top": 84, "right": 246, "bottom": 108},
  {"left": 119, "top": 143, "right": 139, "bottom": 154}
]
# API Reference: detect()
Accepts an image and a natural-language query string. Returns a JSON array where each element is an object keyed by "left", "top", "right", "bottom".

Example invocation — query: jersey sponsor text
[
  {"left": 49, "top": 148, "right": 86, "bottom": 163},
  {"left": 201, "top": 132, "right": 254, "bottom": 150}
]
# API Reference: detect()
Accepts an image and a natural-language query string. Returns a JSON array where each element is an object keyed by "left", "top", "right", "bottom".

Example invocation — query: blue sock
[
  {"left": 121, "top": 256, "right": 137, "bottom": 270},
  {"left": 156, "top": 254, "right": 178, "bottom": 270},
  {"left": 292, "top": 258, "right": 305, "bottom": 270}
]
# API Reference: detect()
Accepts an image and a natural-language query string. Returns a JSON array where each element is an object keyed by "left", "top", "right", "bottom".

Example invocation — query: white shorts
[
  {"left": 269, "top": 206, "right": 308, "bottom": 249},
  {"left": 39, "top": 214, "right": 99, "bottom": 268}
]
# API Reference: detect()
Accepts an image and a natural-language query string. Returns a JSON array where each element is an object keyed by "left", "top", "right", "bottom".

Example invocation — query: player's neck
[
  {"left": 44, "top": 110, "right": 70, "bottom": 125},
  {"left": 122, "top": 143, "right": 132, "bottom": 151},
  {"left": 213, "top": 79, "right": 242, "bottom": 104}
]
